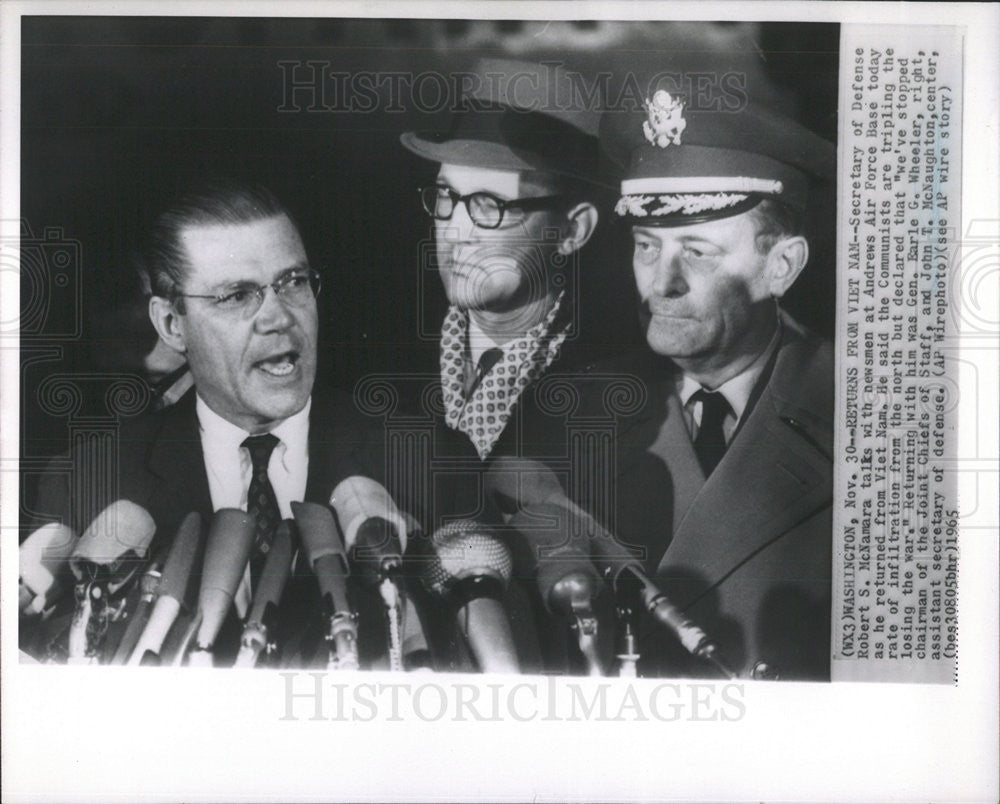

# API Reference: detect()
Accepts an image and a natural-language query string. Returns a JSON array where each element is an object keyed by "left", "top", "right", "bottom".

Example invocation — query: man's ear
[
  {"left": 557, "top": 202, "right": 599, "bottom": 255},
  {"left": 148, "top": 296, "right": 187, "bottom": 355},
  {"left": 764, "top": 236, "right": 809, "bottom": 298}
]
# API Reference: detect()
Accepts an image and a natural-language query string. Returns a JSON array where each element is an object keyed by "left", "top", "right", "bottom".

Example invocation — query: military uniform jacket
[{"left": 605, "top": 315, "right": 834, "bottom": 681}]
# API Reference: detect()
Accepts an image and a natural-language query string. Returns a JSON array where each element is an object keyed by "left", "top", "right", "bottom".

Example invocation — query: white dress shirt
[
  {"left": 677, "top": 324, "right": 781, "bottom": 444},
  {"left": 467, "top": 316, "right": 504, "bottom": 369},
  {"left": 196, "top": 395, "right": 311, "bottom": 615}
]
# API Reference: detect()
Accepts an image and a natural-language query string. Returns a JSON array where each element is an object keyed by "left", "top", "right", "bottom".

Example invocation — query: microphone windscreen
[
  {"left": 587, "top": 525, "right": 645, "bottom": 590},
  {"left": 293, "top": 501, "right": 347, "bottom": 567},
  {"left": 197, "top": 509, "right": 254, "bottom": 647},
  {"left": 292, "top": 501, "right": 352, "bottom": 615},
  {"left": 329, "top": 476, "right": 408, "bottom": 552},
  {"left": 20, "top": 523, "right": 78, "bottom": 598},
  {"left": 484, "top": 457, "right": 566, "bottom": 511},
  {"left": 423, "top": 520, "right": 513, "bottom": 597},
  {"left": 157, "top": 512, "right": 204, "bottom": 603},
  {"left": 71, "top": 500, "right": 156, "bottom": 579},
  {"left": 488, "top": 465, "right": 638, "bottom": 591},
  {"left": 509, "top": 505, "right": 601, "bottom": 611},
  {"left": 246, "top": 520, "right": 294, "bottom": 624}
]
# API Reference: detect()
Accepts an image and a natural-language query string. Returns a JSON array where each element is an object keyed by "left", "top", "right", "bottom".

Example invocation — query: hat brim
[
  {"left": 615, "top": 192, "right": 766, "bottom": 226},
  {"left": 400, "top": 131, "right": 616, "bottom": 190},
  {"left": 400, "top": 132, "right": 540, "bottom": 173}
]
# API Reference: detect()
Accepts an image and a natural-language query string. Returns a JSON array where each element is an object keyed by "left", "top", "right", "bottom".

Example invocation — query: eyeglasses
[
  {"left": 175, "top": 269, "right": 321, "bottom": 318},
  {"left": 419, "top": 185, "right": 563, "bottom": 230}
]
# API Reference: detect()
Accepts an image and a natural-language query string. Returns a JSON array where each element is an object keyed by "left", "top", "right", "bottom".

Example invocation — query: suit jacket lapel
[
  {"left": 612, "top": 377, "right": 705, "bottom": 571},
  {"left": 643, "top": 390, "right": 706, "bottom": 536},
  {"left": 146, "top": 391, "right": 213, "bottom": 517},
  {"left": 304, "top": 392, "right": 386, "bottom": 505}
]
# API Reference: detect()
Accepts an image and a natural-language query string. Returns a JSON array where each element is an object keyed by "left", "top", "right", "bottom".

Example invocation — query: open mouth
[{"left": 254, "top": 351, "right": 299, "bottom": 378}]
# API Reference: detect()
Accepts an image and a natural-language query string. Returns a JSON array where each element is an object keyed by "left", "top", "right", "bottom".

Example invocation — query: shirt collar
[
  {"left": 677, "top": 321, "right": 782, "bottom": 423},
  {"left": 196, "top": 394, "right": 311, "bottom": 467},
  {"left": 467, "top": 317, "right": 503, "bottom": 368},
  {"left": 461, "top": 292, "right": 566, "bottom": 368}
]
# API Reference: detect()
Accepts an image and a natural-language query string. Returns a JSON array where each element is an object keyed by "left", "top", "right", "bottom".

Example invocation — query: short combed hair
[
  {"left": 520, "top": 170, "right": 611, "bottom": 215},
  {"left": 137, "top": 179, "right": 296, "bottom": 305},
  {"left": 747, "top": 197, "right": 805, "bottom": 255}
]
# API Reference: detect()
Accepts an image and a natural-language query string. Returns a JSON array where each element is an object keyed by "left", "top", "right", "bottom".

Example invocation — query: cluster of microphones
[{"left": 19, "top": 459, "right": 736, "bottom": 678}]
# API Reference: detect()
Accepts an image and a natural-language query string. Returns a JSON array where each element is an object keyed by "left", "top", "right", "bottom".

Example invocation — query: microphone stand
[
  {"left": 572, "top": 608, "right": 602, "bottom": 677},
  {"left": 324, "top": 599, "right": 360, "bottom": 671},
  {"left": 615, "top": 601, "right": 640, "bottom": 678},
  {"left": 234, "top": 604, "right": 279, "bottom": 669},
  {"left": 548, "top": 572, "right": 605, "bottom": 677},
  {"left": 67, "top": 576, "right": 130, "bottom": 664},
  {"left": 373, "top": 556, "right": 408, "bottom": 673},
  {"left": 616, "top": 568, "right": 738, "bottom": 680}
]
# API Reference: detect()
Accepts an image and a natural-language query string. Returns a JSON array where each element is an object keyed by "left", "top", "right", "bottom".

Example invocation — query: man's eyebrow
[
  {"left": 205, "top": 262, "right": 310, "bottom": 292},
  {"left": 273, "top": 262, "right": 311, "bottom": 279},
  {"left": 633, "top": 228, "right": 662, "bottom": 239},
  {"left": 677, "top": 234, "right": 722, "bottom": 246},
  {"left": 439, "top": 182, "right": 510, "bottom": 199}
]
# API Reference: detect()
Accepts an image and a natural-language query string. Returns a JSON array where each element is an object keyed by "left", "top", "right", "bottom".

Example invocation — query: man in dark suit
[
  {"left": 396, "top": 59, "right": 633, "bottom": 673},
  {"left": 24, "top": 181, "right": 386, "bottom": 666},
  {"left": 595, "top": 89, "right": 837, "bottom": 680}
]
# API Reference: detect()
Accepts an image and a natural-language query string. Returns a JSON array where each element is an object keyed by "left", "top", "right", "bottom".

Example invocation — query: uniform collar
[{"left": 677, "top": 319, "right": 782, "bottom": 424}]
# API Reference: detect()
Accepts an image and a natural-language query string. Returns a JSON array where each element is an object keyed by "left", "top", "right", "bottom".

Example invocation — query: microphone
[
  {"left": 68, "top": 501, "right": 157, "bottom": 663},
  {"left": 484, "top": 456, "right": 569, "bottom": 514},
  {"left": 422, "top": 520, "right": 519, "bottom": 675},
  {"left": 329, "top": 476, "right": 408, "bottom": 578},
  {"left": 127, "top": 512, "right": 204, "bottom": 666},
  {"left": 486, "top": 457, "right": 736, "bottom": 678},
  {"left": 70, "top": 500, "right": 157, "bottom": 588},
  {"left": 234, "top": 520, "right": 294, "bottom": 669},
  {"left": 19, "top": 522, "right": 78, "bottom": 615},
  {"left": 175, "top": 509, "right": 254, "bottom": 665},
  {"left": 508, "top": 504, "right": 605, "bottom": 675},
  {"left": 399, "top": 512, "right": 433, "bottom": 671},
  {"left": 111, "top": 550, "right": 165, "bottom": 664},
  {"left": 587, "top": 533, "right": 736, "bottom": 678},
  {"left": 330, "top": 477, "right": 409, "bottom": 670},
  {"left": 292, "top": 501, "right": 359, "bottom": 671}
]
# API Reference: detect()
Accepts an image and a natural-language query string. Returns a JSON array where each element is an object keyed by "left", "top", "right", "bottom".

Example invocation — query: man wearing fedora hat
[
  {"left": 596, "top": 88, "right": 836, "bottom": 680},
  {"left": 398, "top": 59, "right": 620, "bottom": 674},
  {"left": 400, "top": 58, "right": 608, "bottom": 463}
]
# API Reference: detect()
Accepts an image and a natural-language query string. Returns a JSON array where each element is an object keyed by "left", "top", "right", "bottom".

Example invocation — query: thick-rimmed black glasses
[
  {"left": 174, "top": 269, "right": 321, "bottom": 319},
  {"left": 419, "top": 185, "right": 563, "bottom": 230}
]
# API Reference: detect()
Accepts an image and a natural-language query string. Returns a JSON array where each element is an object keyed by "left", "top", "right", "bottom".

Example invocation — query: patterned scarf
[{"left": 440, "top": 293, "right": 569, "bottom": 460}]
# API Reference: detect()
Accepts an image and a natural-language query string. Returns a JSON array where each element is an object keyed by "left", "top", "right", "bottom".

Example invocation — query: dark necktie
[
  {"left": 692, "top": 389, "right": 732, "bottom": 477},
  {"left": 464, "top": 346, "right": 504, "bottom": 397},
  {"left": 242, "top": 433, "right": 280, "bottom": 584}
]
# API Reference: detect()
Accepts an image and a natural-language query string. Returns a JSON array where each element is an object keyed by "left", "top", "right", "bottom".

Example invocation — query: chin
[
  {"left": 645, "top": 327, "right": 703, "bottom": 360},
  {"left": 448, "top": 286, "right": 508, "bottom": 312},
  {"left": 253, "top": 382, "right": 312, "bottom": 422}
]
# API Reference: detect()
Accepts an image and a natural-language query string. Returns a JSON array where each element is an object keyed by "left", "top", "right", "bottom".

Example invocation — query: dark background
[{"left": 19, "top": 17, "right": 839, "bottom": 500}]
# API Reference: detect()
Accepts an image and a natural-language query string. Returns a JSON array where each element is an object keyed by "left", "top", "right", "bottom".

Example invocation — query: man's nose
[
  {"left": 650, "top": 251, "right": 689, "bottom": 298},
  {"left": 438, "top": 200, "right": 478, "bottom": 243},
  {"left": 253, "top": 285, "right": 296, "bottom": 331}
]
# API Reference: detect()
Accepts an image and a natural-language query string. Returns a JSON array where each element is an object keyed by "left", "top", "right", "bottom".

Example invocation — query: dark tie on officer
[{"left": 692, "top": 389, "right": 731, "bottom": 476}]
